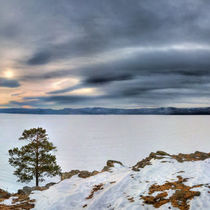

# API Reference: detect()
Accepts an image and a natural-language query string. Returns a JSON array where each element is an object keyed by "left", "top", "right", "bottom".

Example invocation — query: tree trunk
[
  {"left": 36, "top": 170, "right": 39, "bottom": 187},
  {"left": 35, "top": 135, "right": 39, "bottom": 187}
]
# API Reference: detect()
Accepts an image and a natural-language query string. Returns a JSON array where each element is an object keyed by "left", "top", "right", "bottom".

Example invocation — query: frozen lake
[{"left": 1, "top": 114, "right": 210, "bottom": 192}]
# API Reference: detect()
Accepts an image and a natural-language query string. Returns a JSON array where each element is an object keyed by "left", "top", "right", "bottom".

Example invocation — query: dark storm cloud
[
  {"left": 27, "top": 51, "right": 52, "bottom": 65},
  {"left": 40, "top": 49, "right": 210, "bottom": 99},
  {"left": 20, "top": 47, "right": 210, "bottom": 108},
  {"left": 85, "top": 74, "right": 133, "bottom": 85},
  {"left": 0, "top": 78, "right": 20, "bottom": 88},
  {"left": 23, "top": 49, "right": 210, "bottom": 82},
  {"left": 24, "top": 0, "right": 210, "bottom": 65}
]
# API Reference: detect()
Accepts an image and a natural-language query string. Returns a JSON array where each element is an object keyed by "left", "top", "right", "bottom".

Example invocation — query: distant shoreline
[{"left": 2, "top": 107, "right": 210, "bottom": 115}]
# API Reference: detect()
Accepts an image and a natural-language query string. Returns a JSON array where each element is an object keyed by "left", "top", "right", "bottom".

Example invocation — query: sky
[{"left": 1, "top": 0, "right": 210, "bottom": 109}]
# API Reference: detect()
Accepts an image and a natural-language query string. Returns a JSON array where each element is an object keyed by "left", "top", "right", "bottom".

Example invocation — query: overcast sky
[{"left": 1, "top": 0, "right": 210, "bottom": 108}]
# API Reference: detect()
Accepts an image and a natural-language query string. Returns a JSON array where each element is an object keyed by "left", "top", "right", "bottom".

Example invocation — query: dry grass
[
  {"left": 86, "top": 183, "right": 104, "bottom": 200},
  {"left": 141, "top": 176, "right": 202, "bottom": 210}
]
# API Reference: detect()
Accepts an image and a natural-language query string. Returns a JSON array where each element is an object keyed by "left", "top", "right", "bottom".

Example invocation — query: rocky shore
[
  {"left": 0, "top": 183, "right": 56, "bottom": 210},
  {"left": 0, "top": 151, "right": 209, "bottom": 210}
]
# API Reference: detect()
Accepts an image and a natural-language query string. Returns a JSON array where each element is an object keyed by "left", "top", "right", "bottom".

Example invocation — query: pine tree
[{"left": 8, "top": 127, "right": 61, "bottom": 187}]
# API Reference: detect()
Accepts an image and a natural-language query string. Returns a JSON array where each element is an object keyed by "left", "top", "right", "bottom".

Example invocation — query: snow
[
  {"left": 31, "top": 157, "right": 210, "bottom": 210},
  {"left": 0, "top": 196, "right": 18, "bottom": 205}
]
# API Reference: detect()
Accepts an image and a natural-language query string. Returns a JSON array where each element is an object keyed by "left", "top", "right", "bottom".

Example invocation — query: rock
[
  {"left": 171, "top": 151, "right": 210, "bottom": 162},
  {"left": 17, "top": 186, "right": 40, "bottom": 195},
  {"left": 45, "top": 182, "right": 56, "bottom": 188},
  {"left": 149, "top": 152, "right": 156, "bottom": 158},
  {"left": 61, "top": 170, "right": 80, "bottom": 180},
  {"left": 106, "top": 160, "right": 123, "bottom": 167},
  {"left": 17, "top": 184, "right": 53, "bottom": 195},
  {"left": 17, "top": 186, "right": 32, "bottom": 195},
  {"left": 22, "top": 186, "right": 33, "bottom": 194},
  {"left": 0, "top": 189, "right": 11, "bottom": 199},
  {"left": 132, "top": 156, "right": 152, "bottom": 171},
  {"left": 156, "top": 151, "right": 169, "bottom": 156},
  {"left": 31, "top": 186, "right": 48, "bottom": 191},
  {"left": 17, "top": 189, "right": 24, "bottom": 194},
  {"left": 91, "top": 170, "right": 99, "bottom": 176},
  {"left": 132, "top": 167, "right": 140, "bottom": 172},
  {"left": 101, "top": 166, "right": 110, "bottom": 172},
  {"left": 61, "top": 169, "right": 99, "bottom": 180},
  {"left": 102, "top": 160, "right": 123, "bottom": 172},
  {"left": 78, "top": 171, "right": 92, "bottom": 178}
]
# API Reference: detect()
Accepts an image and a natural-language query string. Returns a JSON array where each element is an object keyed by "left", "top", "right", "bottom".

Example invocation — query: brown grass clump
[
  {"left": 0, "top": 189, "right": 11, "bottom": 199},
  {"left": 132, "top": 151, "right": 210, "bottom": 171},
  {"left": 0, "top": 202, "right": 34, "bottom": 210},
  {"left": 127, "top": 196, "right": 135, "bottom": 202},
  {"left": 141, "top": 176, "right": 202, "bottom": 210},
  {"left": 0, "top": 193, "right": 35, "bottom": 210},
  {"left": 86, "top": 183, "right": 104, "bottom": 199},
  {"left": 171, "top": 151, "right": 210, "bottom": 162},
  {"left": 140, "top": 192, "right": 169, "bottom": 208},
  {"left": 110, "top": 181, "right": 116, "bottom": 184}
]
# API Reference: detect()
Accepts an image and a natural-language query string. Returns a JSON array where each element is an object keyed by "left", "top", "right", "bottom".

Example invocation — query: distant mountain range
[{"left": 1, "top": 107, "right": 210, "bottom": 115}]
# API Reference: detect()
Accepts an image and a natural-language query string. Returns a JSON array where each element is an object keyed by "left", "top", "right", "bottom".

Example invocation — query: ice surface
[{"left": 1, "top": 114, "right": 210, "bottom": 192}]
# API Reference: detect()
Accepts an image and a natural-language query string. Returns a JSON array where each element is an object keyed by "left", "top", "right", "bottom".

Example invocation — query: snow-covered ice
[{"left": 1, "top": 114, "right": 210, "bottom": 192}]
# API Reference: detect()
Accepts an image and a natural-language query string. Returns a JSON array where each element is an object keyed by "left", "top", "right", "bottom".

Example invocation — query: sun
[{"left": 4, "top": 70, "right": 14, "bottom": 79}]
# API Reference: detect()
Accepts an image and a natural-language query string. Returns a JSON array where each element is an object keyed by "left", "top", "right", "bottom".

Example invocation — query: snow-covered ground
[{"left": 30, "top": 155, "right": 210, "bottom": 210}]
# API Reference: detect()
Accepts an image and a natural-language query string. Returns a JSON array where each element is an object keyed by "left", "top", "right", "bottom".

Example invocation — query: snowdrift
[{"left": 31, "top": 151, "right": 210, "bottom": 210}]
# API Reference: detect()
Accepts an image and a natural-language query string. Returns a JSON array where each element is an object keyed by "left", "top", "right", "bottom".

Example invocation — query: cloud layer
[
  {"left": 0, "top": 78, "right": 20, "bottom": 88},
  {"left": 1, "top": 0, "right": 210, "bottom": 108}
]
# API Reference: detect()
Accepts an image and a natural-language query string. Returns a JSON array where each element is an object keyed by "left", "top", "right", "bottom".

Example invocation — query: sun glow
[
  {"left": 70, "top": 88, "right": 101, "bottom": 96},
  {"left": 4, "top": 70, "right": 14, "bottom": 79}
]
